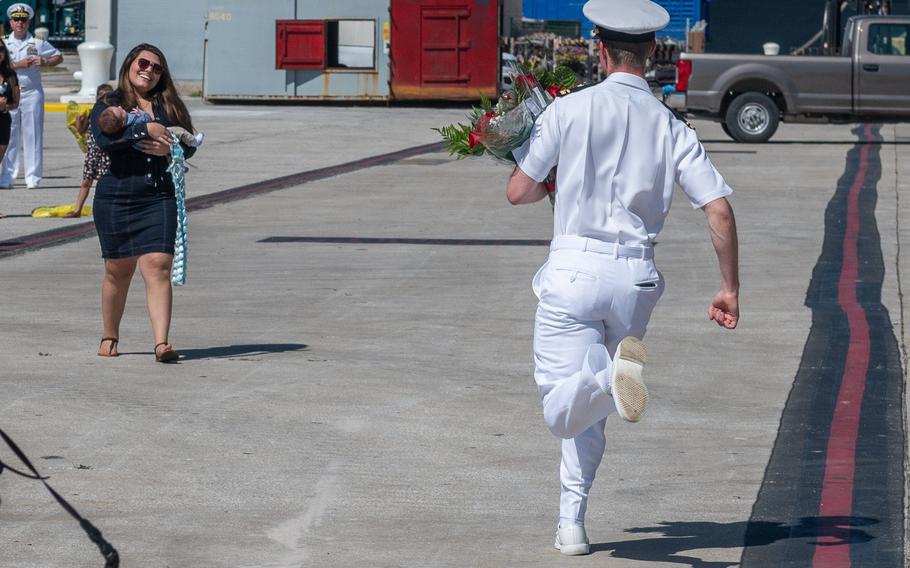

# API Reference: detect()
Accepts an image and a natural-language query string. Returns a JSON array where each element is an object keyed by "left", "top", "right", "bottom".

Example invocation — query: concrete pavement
[{"left": 0, "top": 106, "right": 907, "bottom": 567}]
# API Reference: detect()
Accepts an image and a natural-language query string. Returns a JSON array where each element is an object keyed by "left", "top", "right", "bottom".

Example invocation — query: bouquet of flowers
[
  {"left": 435, "top": 66, "right": 577, "bottom": 163},
  {"left": 435, "top": 66, "right": 577, "bottom": 206}
]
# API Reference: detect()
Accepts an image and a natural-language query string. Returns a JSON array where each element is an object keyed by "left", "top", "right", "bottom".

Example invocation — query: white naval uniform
[
  {"left": 515, "top": 72, "right": 732, "bottom": 526},
  {"left": 0, "top": 32, "right": 59, "bottom": 188}
]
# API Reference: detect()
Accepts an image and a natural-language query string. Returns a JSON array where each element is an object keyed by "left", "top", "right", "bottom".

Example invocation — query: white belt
[{"left": 550, "top": 235, "right": 654, "bottom": 260}]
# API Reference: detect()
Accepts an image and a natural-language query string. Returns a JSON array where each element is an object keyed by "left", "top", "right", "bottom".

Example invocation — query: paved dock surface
[{"left": 0, "top": 104, "right": 907, "bottom": 567}]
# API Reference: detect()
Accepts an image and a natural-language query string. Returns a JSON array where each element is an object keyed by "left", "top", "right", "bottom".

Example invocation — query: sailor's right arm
[
  {"left": 506, "top": 165, "right": 548, "bottom": 204},
  {"left": 507, "top": 103, "right": 560, "bottom": 205}
]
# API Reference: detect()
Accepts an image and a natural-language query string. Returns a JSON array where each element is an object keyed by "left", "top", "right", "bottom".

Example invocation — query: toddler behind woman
[{"left": 64, "top": 84, "right": 112, "bottom": 217}]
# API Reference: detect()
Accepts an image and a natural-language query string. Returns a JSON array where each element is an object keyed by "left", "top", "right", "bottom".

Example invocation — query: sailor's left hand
[{"left": 708, "top": 290, "right": 739, "bottom": 329}]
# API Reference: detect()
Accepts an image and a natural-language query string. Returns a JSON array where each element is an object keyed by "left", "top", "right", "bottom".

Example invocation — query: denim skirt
[
  {"left": 93, "top": 175, "right": 177, "bottom": 259},
  {"left": 0, "top": 111, "right": 10, "bottom": 145}
]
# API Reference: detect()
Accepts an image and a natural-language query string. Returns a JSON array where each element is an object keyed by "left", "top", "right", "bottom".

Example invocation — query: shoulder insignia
[
  {"left": 662, "top": 101, "right": 694, "bottom": 130},
  {"left": 559, "top": 82, "right": 595, "bottom": 97}
]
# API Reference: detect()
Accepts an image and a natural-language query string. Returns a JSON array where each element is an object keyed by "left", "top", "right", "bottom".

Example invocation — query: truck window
[{"left": 867, "top": 24, "right": 909, "bottom": 56}]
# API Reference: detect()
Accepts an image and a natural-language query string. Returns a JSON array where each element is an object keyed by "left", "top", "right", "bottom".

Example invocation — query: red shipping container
[{"left": 390, "top": 0, "right": 499, "bottom": 100}]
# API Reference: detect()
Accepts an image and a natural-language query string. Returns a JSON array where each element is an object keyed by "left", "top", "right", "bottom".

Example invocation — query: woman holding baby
[{"left": 90, "top": 44, "right": 198, "bottom": 363}]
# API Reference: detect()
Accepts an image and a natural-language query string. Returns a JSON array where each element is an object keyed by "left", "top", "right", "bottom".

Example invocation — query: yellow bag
[
  {"left": 66, "top": 100, "right": 93, "bottom": 154},
  {"left": 31, "top": 204, "right": 92, "bottom": 218}
]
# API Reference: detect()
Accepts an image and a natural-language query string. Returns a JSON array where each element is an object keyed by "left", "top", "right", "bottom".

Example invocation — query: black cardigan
[{"left": 90, "top": 92, "right": 196, "bottom": 192}]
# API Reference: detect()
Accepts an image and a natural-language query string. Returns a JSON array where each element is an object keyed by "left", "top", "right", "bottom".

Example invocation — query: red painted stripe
[
  {"left": 0, "top": 223, "right": 95, "bottom": 251},
  {"left": 812, "top": 124, "right": 874, "bottom": 567}
]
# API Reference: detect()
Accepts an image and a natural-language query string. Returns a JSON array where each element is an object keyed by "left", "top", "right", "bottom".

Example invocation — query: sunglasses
[
  {"left": 10, "top": 17, "right": 27, "bottom": 22},
  {"left": 136, "top": 57, "right": 163, "bottom": 75}
]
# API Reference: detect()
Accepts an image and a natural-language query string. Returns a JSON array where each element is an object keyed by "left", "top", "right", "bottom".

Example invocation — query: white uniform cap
[
  {"left": 583, "top": 0, "right": 669, "bottom": 41},
  {"left": 7, "top": 3, "right": 34, "bottom": 20}
]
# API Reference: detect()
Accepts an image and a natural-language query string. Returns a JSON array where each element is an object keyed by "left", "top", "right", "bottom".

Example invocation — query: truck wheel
[{"left": 724, "top": 92, "right": 780, "bottom": 143}]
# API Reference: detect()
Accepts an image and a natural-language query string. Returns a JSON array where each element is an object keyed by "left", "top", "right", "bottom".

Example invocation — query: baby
[{"left": 98, "top": 106, "right": 204, "bottom": 147}]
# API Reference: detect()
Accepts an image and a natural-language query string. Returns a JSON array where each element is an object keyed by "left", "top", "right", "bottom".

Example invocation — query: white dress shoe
[
  {"left": 554, "top": 524, "right": 590, "bottom": 556},
  {"left": 611, "top": 336, "right": 649, "bottom": 422}
]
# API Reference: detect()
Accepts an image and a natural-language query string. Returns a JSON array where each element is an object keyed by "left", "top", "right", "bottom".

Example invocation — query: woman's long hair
[
  {"left": 0, "top": 41, "right": 16, "bottom": 86},
  {"left": 112, "top": 43, "right": 193, "bottom": 132}
]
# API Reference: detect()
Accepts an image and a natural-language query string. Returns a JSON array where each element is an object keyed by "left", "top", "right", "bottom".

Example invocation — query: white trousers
[
  {"left": 532, "top": 237, "right": 664, "bottom": 526},
  {"left": 1, "top": 88, "right": 45, "bottom": 187}
]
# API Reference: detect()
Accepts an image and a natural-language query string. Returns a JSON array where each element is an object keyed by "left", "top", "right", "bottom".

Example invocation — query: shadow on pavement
[
  {"left": 591, "top": 516, "right": 878, "bottom": 567},
  {"left": 177, "top": 343, "right": 309, "bottom": 361}
]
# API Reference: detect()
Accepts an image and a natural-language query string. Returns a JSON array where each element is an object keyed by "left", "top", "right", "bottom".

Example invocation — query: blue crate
[
  {"left": 522, "top": 0, "right": 700, "bottom": 39},
  {"left": 522, "top": 0, "right": 590, "bottom": 34},
  {"left": 656, "top": 0, "right": 702, "bottom": 40}
]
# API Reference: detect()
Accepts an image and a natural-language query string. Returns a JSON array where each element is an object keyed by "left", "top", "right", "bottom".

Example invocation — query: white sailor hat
[
  {"left": 583, "top": 0, "right": 669, "bottom": 42},
  {"left": 7, "top": 3, "right": 34, "bottom": 20}
]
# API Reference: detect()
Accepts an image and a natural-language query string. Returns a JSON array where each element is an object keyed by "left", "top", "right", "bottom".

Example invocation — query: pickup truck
[{"left": 671, "top": 15, "right": 910, "bottom": 142}]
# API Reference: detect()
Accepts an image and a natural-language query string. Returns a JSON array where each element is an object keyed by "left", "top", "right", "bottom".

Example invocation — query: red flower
[
  {"left": 475, "top": 110, "right": 497, "bottom": 132},
  {"left": 470, "top": 110, "right": 500, "bottom": 150},
  {"left": 515, "top": 74, "right": 536, "bottom": 88},
  {"left": 545, "top": 167, "right": 557, "bottom": 192},
  {"left": 546, "top": 85, "right": 561, "bottom": 98}
]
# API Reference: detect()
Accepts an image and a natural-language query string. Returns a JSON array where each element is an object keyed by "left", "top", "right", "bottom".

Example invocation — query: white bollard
[
  {"left": 60, "top": 41, "right": 114, "bottom": 103},
  {"left": 762, "top": 42, "right": 780, "bottom": 56}
]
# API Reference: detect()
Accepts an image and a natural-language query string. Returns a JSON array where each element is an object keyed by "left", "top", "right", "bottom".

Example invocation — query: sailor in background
[
  {"left": 507, "top": 0, "right": 740, "bottom": 556},
  {"left": 1, "top": 3, "right": 62, "bottom": 189}
]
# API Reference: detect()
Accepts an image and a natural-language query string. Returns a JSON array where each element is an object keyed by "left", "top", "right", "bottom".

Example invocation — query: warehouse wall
[
  {"left": 115, "top": 0, "right": 208, "bottom": 81},
  {"left": 705, "top": 0, "right": 828, "bottom": 54},
  {"left": 704, "top": 0, "right": 910, "bottom": 54}
]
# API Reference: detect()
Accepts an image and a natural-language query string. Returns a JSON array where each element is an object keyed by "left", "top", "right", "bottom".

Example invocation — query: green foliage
[
  {"left": 516, "top": 61, "right": 578, "bottom": 91},
  {"left": 553, "top": 66, "right": 578, "bottom": 89},
  {"left": 480, "top": 94, "right": 493, "bottom": 111},
  {"left": 536, "top": 65, "right": 578, "bottom": 91},
  {"left": 433, "top": 122, "right": 484, "bottom": 159},
  {"left": 434, "top": 96, "right": 497, "bottom": 159}
]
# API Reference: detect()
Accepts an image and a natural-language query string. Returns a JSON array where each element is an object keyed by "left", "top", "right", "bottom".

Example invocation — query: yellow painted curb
[{"left": 46, "top": 102, "right": 93, "bottom": 113}]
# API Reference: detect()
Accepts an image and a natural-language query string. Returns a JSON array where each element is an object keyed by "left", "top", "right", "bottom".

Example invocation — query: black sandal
[
  {"left": 154, "top": 342, "right": 179, "bottom": 363},
  {"left": 98, "top": 337, "right": 119, "bottom": 357}
]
